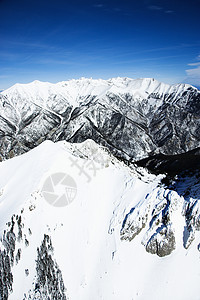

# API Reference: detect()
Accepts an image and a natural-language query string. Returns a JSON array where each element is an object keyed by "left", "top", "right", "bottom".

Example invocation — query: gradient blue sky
[{"left": 0, "top": 0, "right": 200, "bottom": 89}]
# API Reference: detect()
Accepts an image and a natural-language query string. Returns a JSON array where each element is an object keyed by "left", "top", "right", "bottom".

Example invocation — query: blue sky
[{"left": 0, "top": 0, "right": 200, "bottom": 89}]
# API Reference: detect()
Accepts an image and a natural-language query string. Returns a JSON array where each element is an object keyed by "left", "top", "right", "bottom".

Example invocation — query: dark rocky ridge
[{"left": 136, "top": 147, "right": 200, "bottom": 176}]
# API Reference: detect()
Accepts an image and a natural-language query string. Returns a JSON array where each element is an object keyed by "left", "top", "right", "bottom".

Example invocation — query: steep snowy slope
[
  {"left": 0, "top": 77, "right": 200, "bottom": 165},
  {"left": 0, "top": 140, "right": 200, "bottom": 300}
]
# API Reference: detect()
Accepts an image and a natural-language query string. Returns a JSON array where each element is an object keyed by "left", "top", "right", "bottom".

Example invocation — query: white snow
[
  {"left": 0, "top": 140, "right": 199, "bottom": 299},
  {"left": 2, "top": 77, "right": 195, "bottom": 111}
]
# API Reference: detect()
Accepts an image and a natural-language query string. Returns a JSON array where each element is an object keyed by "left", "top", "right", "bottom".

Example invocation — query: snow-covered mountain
[
  {"left": 0, "top": 140, "right": 200, "bottom": 300},
  {"left": 1, "top": 77, "right": 200, "bottom": 165},
  {"left": 0, "top": 77, "right": 200, "bottom": 299}
]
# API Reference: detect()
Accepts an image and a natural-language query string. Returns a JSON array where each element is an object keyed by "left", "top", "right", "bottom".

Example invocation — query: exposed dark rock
[
  {"left": 135, "top": 148, "right": 200, "bottom": 176},
  {"left": 121, "top": 205, "right": 149, "bottom": 241},
  {"left": 121, "top": 187, "right": 179, "bottom": 257},
  {"left": 146, "top": 226, "right": 176, "bottom": 257}
]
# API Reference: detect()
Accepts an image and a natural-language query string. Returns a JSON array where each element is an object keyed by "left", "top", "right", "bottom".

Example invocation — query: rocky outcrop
[
  {"left": 145, "top": 225, "right": 176, "bottom": 257},
  {"left": 120, "top": 169, "right": 200, "bottom": 256},
  {"left": 136, "top": 147, "right": 200, "bottom": 176},
  {"left": 121, "top": 188, "right": 181, "bottom": 256}
]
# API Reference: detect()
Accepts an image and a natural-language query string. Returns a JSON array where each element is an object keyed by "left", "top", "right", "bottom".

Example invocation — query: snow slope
[{"left": 0, "top": 140, "right": 200, "bottom": 300}]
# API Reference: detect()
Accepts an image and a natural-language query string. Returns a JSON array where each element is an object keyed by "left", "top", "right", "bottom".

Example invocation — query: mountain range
[
  {"left": 0, "top": 77, "right": 200, "bottom": 299},
  {"left": 1, "top": 77, "right": 200, "bottom": 163}
]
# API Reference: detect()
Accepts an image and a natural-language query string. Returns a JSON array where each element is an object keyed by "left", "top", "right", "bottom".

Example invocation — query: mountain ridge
[
  {"left": 3, "top": 77, "right": 197, "bottom": 105},
  {"left": 0, "top": 77, "right": 199, "bottom": 169},
  {"left": 0, "top": 139, "right": 199, "bottom": 299}
]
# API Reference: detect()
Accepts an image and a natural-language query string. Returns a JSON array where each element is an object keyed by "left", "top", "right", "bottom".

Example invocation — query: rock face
[
  {"left": 145, "top": 226, "right": 176, "bottom": 257},
  {"left": 0, "top": 78, "right": 200, "bottom": 165},
  {"left": 121, "top": 187, "right": 179, "bottom": 257},
  {"left": 120, "top": 169, "right": 200, "bottom": 257}
]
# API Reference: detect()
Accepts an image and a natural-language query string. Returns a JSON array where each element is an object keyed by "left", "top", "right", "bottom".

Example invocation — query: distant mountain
[{"left": 1, "top": 77, "right": 200, "bottom": 169}]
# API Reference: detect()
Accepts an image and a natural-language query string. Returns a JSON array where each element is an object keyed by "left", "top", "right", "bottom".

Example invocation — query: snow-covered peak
[
  {"left": 0, "top": 139, "right": 200, "bottom": 300},
  {"left": 2, "top": 77, "right": 197, "bottom": 109}
]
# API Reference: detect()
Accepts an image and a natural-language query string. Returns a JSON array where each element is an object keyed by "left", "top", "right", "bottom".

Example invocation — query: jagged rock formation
[
  {"left": 121, "top": 187, "right": 179, "bottom": 257},
  {"left": 0, "top": 78, "right": 200, "bottom": 169},
  {"left": 120, "top": 169, "right": 200, "bottom": 257},
  {"left": 145, "top": 225, "right": 176, "bottom": 257}
]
